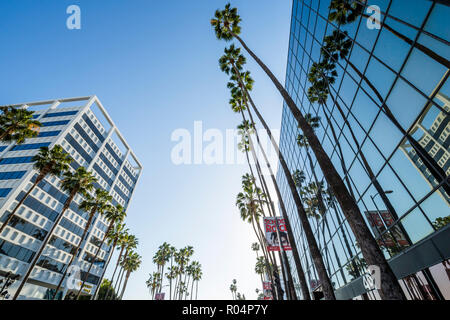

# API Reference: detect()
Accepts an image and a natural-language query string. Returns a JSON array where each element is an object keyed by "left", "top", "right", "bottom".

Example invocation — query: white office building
[{"left": 0, "top": 96, "right": 142, "bottom": 299}]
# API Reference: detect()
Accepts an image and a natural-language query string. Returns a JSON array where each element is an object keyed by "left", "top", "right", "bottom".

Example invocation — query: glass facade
[{"left": 277, "top": 0, "right": 449, "bottom": 300}]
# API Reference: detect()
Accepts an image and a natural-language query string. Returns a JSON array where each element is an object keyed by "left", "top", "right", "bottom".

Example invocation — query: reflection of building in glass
[
  {"left": 401, "top": 92, "right": 450, "bottom": 204},
  {"left": 277, "top": 0, "right": 450, "bottom": 300},
  {"left": 0, "top": 96, "right": 142, "bottom": 300}
]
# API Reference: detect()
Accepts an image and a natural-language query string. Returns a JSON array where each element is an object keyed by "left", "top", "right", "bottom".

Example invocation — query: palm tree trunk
[
  {"left": 119, "top": 271, "right": 130, "bottom": 299},
  {"left": 169, "top": 258, "right": 173, "bottom": 300},
  {"left": 234, "top": 74, "right": 313, "bottom": 300},
  {"left": 196, "top": 280, "right": 199, "bottom": 300},
  {"left": 12, "top": 190, "right": 77, "bottom": 300},
  {"left": 239, "top": 91, "right": 303, "bottom": 300},
  {"left": 52, "top": 207, "right": 97, "bottom": 299},
  {"left": 190, "top": 276, "right": 195, "bottom": 300},
  {"left": 94, "top": 241, "right": 116, "bottom": 300},
  {"left": 115, "top": 267, "right": 125, "bottom": 300},
  {"left": 75, "top": 220, "right": 114, "bottom": 299},
  {"left": 0, "top": 172, "right": 46, "bottom": 235},
  {"left": 232, "top": 33, "right": 404, "bottom": 300},
  {"left": 247, "top": 89, "right": 336, "bottom": 299},
  {"left": 320, "top": 110, "right": 355, "bottom": 199},
  {"left": 105, "top": 245, "right": 124, "bottom": 300},
  {"left": 361, "top": 12, "right": 450, "bottom": 69}
]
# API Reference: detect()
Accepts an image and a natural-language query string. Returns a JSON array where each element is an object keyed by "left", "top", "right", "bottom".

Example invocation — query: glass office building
[
  {"left": 0, "top": 96, "right": 142, "bottom": 299},
  {"left": 277, "top": 0, "right": 449, "bottom": 300}
]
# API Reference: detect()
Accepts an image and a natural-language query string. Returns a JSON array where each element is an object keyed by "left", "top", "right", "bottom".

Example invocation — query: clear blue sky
[{"left": 0, "top": 0, "right": 292, "bottom": 299}]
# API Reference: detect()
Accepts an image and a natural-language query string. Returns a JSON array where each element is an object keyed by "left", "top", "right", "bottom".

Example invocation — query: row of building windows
[
  {"left": 43, "top": 110, "right": 78, "bottom": 118},
  {"left": 0, "top": 188, "right": 12, "bottom": 198},
  {"left": 12, "top": 142, "right": 51, "bottom": 151},
  {"left": 41, "top": 120, "right": 70, "bottom": 127},
  {"left": 37, "top": 131, "right": 61, "bottom": 138},
  {"left": 0, "top": 171, "right": 26, "bottom": 180},
  {"left": 0, "top": 156, "right": 33, "bottom": 165},
  {"left": 1, "top": 214, "right": 47, "bottom": 241},
  {"left": 0, "top": 239, "right": 36, "bottom": 264}
]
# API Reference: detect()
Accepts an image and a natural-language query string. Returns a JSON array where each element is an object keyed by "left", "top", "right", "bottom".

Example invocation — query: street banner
[
  {"left": 263, "top": 217, "right": 292, "bottom": 251},
  {"left": 262, "top": 281, "right": 273, "bottom": 300},
  {"left": 155, "top": 293, "right": 165, "bottom": 300},
  {"left": 364, "top": 210, "right": 409, "bottom": 248}
]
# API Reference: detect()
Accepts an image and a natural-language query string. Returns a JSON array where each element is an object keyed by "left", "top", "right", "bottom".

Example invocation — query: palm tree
[
  {"left": 75, "top": 204, "right": 126, "bottom": 299},
  {"left": 251, "top": 242, "right": 260, "bottom": 258},
  {"left": 192, "top": 263, "right": 202, "bottom": 300},
  {"left": 96, "top": 222, "right": 127, "bottom": 300},
  {"left": 328, "top": 0, "right": 449, "bottom": 68},
  {"left": 187, "top": 261, "right": 199, "bottom": 300},
  {"left": 255, "top": 256, "right": 267, "bottom": 283},
  {"left": 0, "top": 145, "right": 72, "bottom": 236},
  {"left": 212, "top": 5, "right": 405, "bottom": 298},
  {"left": 91, "top": 208, "right": 127, "bottom": 300},
  {"left": 176, "top": 246, "right": 194, "bottom": 300},
  {"left": 119, "top": 251, "right": 141, "bottom": 299},
  {"left": 52, "top": 189, "right": 112, "bottom": 299},
  {"left": 166, "top": 245, "right": 177, "bottom": 299},
  {"left": 146, "top": 271, "right": 161, "bottom": 300},
  {"left": 307, "top": 56, "right": 411, "bottom": 252},
  {"left": 230, "top": 279, "right": 237, "bottom": 300},
  {"left": 0, "top": 106, "right": 41, "bottom": 144},
  {"left": 104, "top": 228, "right": 129, "bottom": 300},
  {"left": 237, "top": 120, "right": 285, "bottom": 288},
  {"left": 220, "top": 46, "right": 322, "bottom": 299},
  {"left": 153, "top": 242, "right": 171, "bottom": 294},
  {"left": 12, "top": 166, "right": 96, "bottom": 300}
]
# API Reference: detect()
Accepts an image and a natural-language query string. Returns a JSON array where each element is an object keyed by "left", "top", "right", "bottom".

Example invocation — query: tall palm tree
[
  {"left": 146, "top": 271, "right": 161, "bottom": 300},
  {"left": 255, "top": 256, "right": 267, "bottom": 283},
  {"left": 328, "top": 0, "right": 449, "bottom": 68},
  {"left": 251, "top": 242, "right": 260, "bottom": 258},
  {"left": 52, "top": 189, "right": 112, "bottom": 299},
  {"left": 166, "top": 245, "right": 177, "bottom": 300},
  {"left": 116, "top": 234, "right": 138, "bottom": 291},
  {"left": 0, "top": 106, "right": 41, "bottom": 144},
  {"left": 177, "top": 246, "right": 193, "bottom": 300},
  {"left": 230, "top": 279, "right": 237, "bottom": 300},
  {"left": 153, "top": 242, "right": 171, "bottom": 294},
  {"left": 192, "top": 263, "right": 203, "bottom": 300},
  {"left": 12, "top": 167, "right": 96, "bottom": 300},
  {"left": 96, "top": 222, "right": 127, "bottom": 300},
  {"left": 91, "top": 209, "right": 127, "bottom": 300},
  {"left": 228, "top": 51, "right": 305, "bottom": 300},
  {"left": 212, "top": 5, "right": 405, "bottom": 297},
  {"left": 119, "top": 251, "right": 141, "bottom": 299},
  {"left": 75, "top": 204, "right": 126, "bottom": 299},
  {"left": 221, "top": 46, "right": 321, "bottom": 299},
  {"left": 0, "top": 145, "right": 72, "bottom": 236},
  {"left": 104, "top": 228, "right": 129, "bottom": 300}
]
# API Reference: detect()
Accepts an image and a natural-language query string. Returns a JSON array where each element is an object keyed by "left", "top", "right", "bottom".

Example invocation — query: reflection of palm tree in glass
[
  {"left": 328, "top": 0, "right": 450, "bottom": 69},
  {"left": 320, "top": 28, "right": 449, "bottom": 198}
]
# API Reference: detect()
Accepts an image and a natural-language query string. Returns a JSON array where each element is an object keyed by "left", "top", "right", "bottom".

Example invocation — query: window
[
  {"left": 0, "top": 171, "right": 26, "bottom": 180},
  {"left": 0, "top": 156, "right": 34, "bottom": 165},
  {"left": 37, "top": 131, "right": 61, "bottom": 138},
  {"left": 12, "top": 142, "right": 51, "bottom": 151},
  {"left": 43, "top": 111, "right": 78, "bottom": 118},
  {"left": 0, "top": 188, "right": 12, "bottom": 197},
  {"left": 41, "top": 120, "right": 70, "bottom": 127}
]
